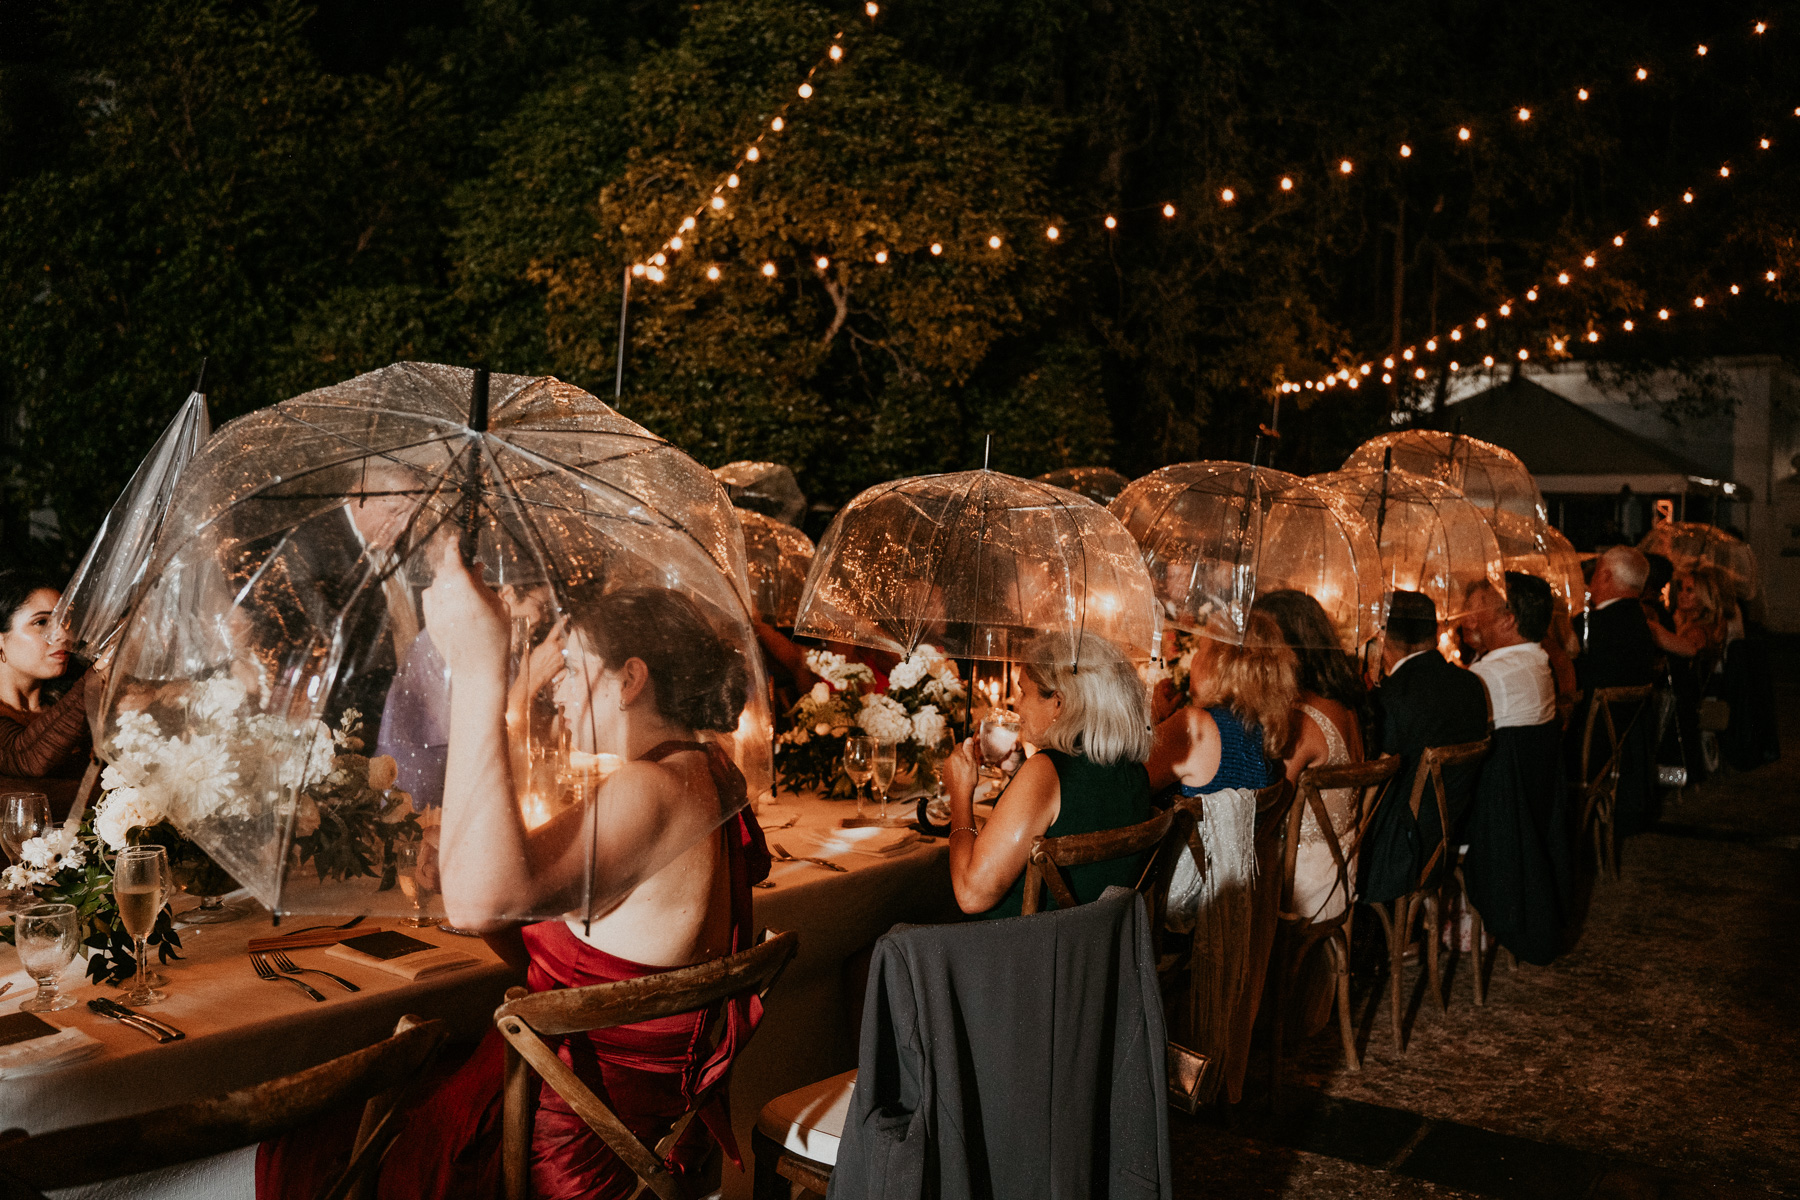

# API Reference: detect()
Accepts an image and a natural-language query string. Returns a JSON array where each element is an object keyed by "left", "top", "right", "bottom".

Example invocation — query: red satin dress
[{"left": 256, "top": 740, "right": 772, "bottom": 1200}]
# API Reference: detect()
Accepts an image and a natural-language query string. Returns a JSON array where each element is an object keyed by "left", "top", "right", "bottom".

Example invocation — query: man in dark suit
[
  {"left": 1361, "top": 590, "right": 1490, "bottom": 905},
  {"left": 1572, "top": 545, "right": 1659, "bottom": 836}
]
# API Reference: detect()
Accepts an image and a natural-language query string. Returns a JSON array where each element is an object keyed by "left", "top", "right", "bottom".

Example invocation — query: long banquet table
[{"left": 0, "top": 790, "right": 957, "bottom": 1199}]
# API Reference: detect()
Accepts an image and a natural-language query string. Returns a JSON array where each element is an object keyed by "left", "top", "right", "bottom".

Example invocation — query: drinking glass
[
  {"left": 870, "top": 741, "right": 899, "bottom": 820},
  {"left": 843, "top": 736, "right": 876, "bottom": 818},
  {"left": 394, "top": 842, "right": 439, "bottom": 928},
  {"left": 113, "top": 845, "right": 168, "bottom": 1006},
  {"left": 0, "top": 792, "right": 49, "bottom": 862},
  {"left": 16, "top": 903, "right": 79, "bottom": 1012},
  {"left": 978, "top": 710, "right": 1023, "bottom": 781}
]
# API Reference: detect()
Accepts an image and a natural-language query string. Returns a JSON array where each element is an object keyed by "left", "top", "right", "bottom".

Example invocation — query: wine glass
[
  {"left": 394, "top": 842, "right": 439, "bottom": 928},
  {"left": 870, "top": 741, "right": 899, "bottom": 821},
  {"left": 113, "top": 844, "right": 168, "bottom": 1006},
  {"left": 16, "top": 903, "right": 79, "bottom": 1012},
  {"left": 0, "top": 792, "right": 49, "bottom": 862},
  {"left": 843, "top": 736, "right": 876, "bottom": 818},
  {"left": 978, "top": 710, "right": 1022, "bottom": 783}
]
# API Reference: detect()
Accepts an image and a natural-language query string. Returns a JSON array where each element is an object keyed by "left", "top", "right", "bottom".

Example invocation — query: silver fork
[
  {"left": 770, "top": 842, "right": 847, "bottom": 873},
  {"left": 268, "top": 949, "right": 361, "bottom": 992},
  {"left": 251, "top": 953, "right": 326, "bottom": 1002}
]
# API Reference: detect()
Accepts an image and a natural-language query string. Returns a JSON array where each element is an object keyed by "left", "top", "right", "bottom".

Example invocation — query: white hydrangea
[
  {"left": 857, "top": 694, "right": 913, "bottom": 745},
  {"left": 94, "top": 786, "right": 168, "bottom": 850},
  {"left": 911, "top": 704, "right": 949, "bottom": 749},
  {"left": 190, "top": 675, "right": 248, "bottom": 725},
  {"left": 805, "top": 650, "right": 875, "bottom": 692},
  {"left": 888, "top": 653, "right": 930, "bottom": 691}
]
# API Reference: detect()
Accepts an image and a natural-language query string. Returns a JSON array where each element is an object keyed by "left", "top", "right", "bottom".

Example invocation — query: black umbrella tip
[
  {"left": 193, "top": 356, "right": 207, "bottom": 395},
  {"left": 469, "top": 367, "right": 491, "bottom": 433}
]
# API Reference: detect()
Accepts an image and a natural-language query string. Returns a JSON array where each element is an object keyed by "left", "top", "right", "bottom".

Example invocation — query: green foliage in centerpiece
[
  {"left": 289, "top": 711, "right": 422, "bottom": 890},
  {"left": 775, "top": 646, "right": 966, "bottom": 796}
]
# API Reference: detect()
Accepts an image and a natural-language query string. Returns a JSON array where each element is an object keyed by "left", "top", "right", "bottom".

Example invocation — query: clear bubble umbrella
[
  {"left": 53, "top": 380, "right": 212, "bottom": 662},
  {"left": 92, "top": 362, "right": 769, "bottom": 925},
  {"left": 1311, "top": 458, "right": 1505, "bottom": 622},
  {"left": 739, "top": 509, "right": 815, "bottom": 628},
  {"left": 794, "top": 470, "right": 1159, "bottom": 666},
  {"left": 1342, "top": 430, "right": 1548, "bottom": 563},
  {"left": 1035, "top": 466, "right": 1131, "bottom": 507},
  {"left": 715, "top": 461, "right": 807, "bottom": 527},
  {"left": 1537, "top": 523, "right": 1588, "bottom": 617},
  {"left": 1638, "top": 521, "right": 1759, "bottom": 599},
  {"left": 1109, "top": 463, "right": 1383, "bottom": 649}
]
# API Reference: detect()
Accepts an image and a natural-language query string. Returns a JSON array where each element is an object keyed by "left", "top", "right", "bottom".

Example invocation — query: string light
[
  {"left": 1624, "top": 320, "right": 1635, "bottom": 331},
  {"left": 1162, "top": 204, "right": 1176, "bottom": 218},
  {"left": 645, "top": 266, "right": 664, "bottom": 282},
  {"left": 930, "top": 241, "right": 944, "bottom": 254},
  {"left": 798, "top": 83, "right": 813, "bottom": 98},
  {"left": 815, "top": 256, "right": 830, "bottom": 270},
  {"left": 1636, "top": 67, "right": 1648, "bottom": 80},
  {"left": 727, "top": 174, "right": 740, "bottom": 188},
  {"left": 829, "top": 44, "right": 844, "bottom": 61},
  {"left": 711, "top": 196, "right": 726, "bottom": 210},
  {"left": 866, "top": 1, "right": 879, "bottom": 14},
  {"left": 772, "top": 117, "right": 785, "bottom": 132},
  {"left": 1553, "top": 338, "right": 1566, "bottom": 351},
  {"left": 652, "top": 252, "right": 666, "bottom": 265},
  {"left": 632, "top": 264, "right": 646, "bottom": 277},
  {"left": 1720, "top": 165, "right": 1731, "bottom": 177},
  {"left": 1694, "top": 295, "right": 1706, "bottom": 307},
  {"left": 1557, "top": 272, "right": 1570, "bottom": 284},
  {"left": 1731, "top": 283, "right": 1740, "bottom": 294},
  {"left": 1414, "top": 367, "right": 1427, "bottom": 379},
  {"left": 1484, "top": 355, "right": 1495, "bottom": 366},
  {"left": 1475, "top": 316, "right": 1488, "bottom": 329},
  {"left": 1382, "top": 372, "right": 1393, "bottom": 384},
  {"left": 1425, "top": 338, "right": 1438, "bottom": 351},
  {"left": 1658, "top": 308, "right": 1670, "bottom": 319},
  {"left": 1648, "top": 213, "right": 1660, "bottom": 226},
  {"left": 1220, "top": 188, "right": 1236, "bottom": 203},
  {"left": 1683, "top": 190, "right": 1694, "bottom": 202},
  {"left": 1526, "top": 288, "right": 1538, "bottom": 300},
  {"left": 874, "top": 250, "right": 888, "bottom": 263},
  {"left": 1583, "top": 255, "right": 1596, "bottom": 267},
  {"left": 1587, "top": 330, "right": 1600, "bottom": 342},
  {"left": 1383, "top": 356, "right": 1396, "bottom": 368},
  {"left": 762, "top": 262, "right": 777, "bottom": 277},
  {"left": 1280, "top": 176, "right": 1294, "bottom": 190},
  {"left": 746, "top": 146, "right": 760, "bottom": 163},
  {"left": 1518, "top": 108, "right": 1531, "bottom": 121},
  {"left": 1613, "top": 235, "right": 1624, "bottom": 246},
  {"left": 1768, "top": 270, "right": 1779, "bottom": 281},
  {"left": 1458, "top": 127, "right": 1471, "bottom": 141},
  {"left": 1339, "top": 159, "right": 1354, "bottom": 174},
  {"left": 1402, "top": 348, "right": 1415, "bottom": 361},
  {"left": 1448, "top": 361, "right": 1459, "bottom": 371},
  {"left": 1697, "top": 44, "right": 1708, "bottom": 55},
  {"left": 681, "top": 217, "right": 697, "bottom": 231},
  {"left": 1400, "top": 144, "right": 1413, "bottom": 157},
  {"left": 1045, "top": 226, "right": 1059, "bottom": 240},
  {"left": 1450, "top": 328, "right": 1463, "bottom": 341},
  {"left": 1578, "top": 88, "right": 1590, "bottom": 101},
  {"left": 1755, "top": 20, "right": 1766, "bottom": 33},
  {"left": 1360, "top": 364, "right": 1371, "bottom": 375},
  {"left": 1518, "top": 348, "right": 1530, "bottom": 360},
  {"left": 706, "top": 265, "right": 721, "bottom": 281},
  {"left": 1105, "top": 215, "right": 1117, "bottom": 229},
  {"left": 1499, "top": 303, "right": 1511, "bottom": 316},
  {"left": 1761, "top": 138, "right": 1772, "bottom": 149},
  {"left": 988, "top": 235, "right": 1003, "bottom": 248},
  {"left": 670, "top": 236, "right": 684, "bottom": 250}
]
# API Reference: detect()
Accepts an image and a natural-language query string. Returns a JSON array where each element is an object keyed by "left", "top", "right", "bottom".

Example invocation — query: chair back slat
[
  {"left": 0, "top": 1017, "right": 447, "bottom": 1193},
  {"left": 1579, "top": 684, "right": 1654, "bottom": 785},
  {"left": 496, "top": 929, "right": 798, "bottom": 1038},
  {"left": 1407, "top": 737, "right": 1491, "bottom": 886},
  {"left": 1281, "top": 754, "right": 1402, "bottom": 924},
  {"left": 1021, "top": 806, "right": 1177, "bottom": 917}
]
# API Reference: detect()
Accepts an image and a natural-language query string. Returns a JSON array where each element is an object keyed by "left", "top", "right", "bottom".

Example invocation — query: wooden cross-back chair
[
  {"left": 1268, "top": 753, "right": 1403, "bottom": 1095},
  {"left": 1019, "top": 805, "right": 1195, "bottom": 935},
  {"left": 1576, "top": 685, "right": 1654, "bottom": 881},
  {"left": 495, "top": 930, "right": 799, "bottom": 1200},
  {"left": 1363, "top": 737, "right": 1490, "bottom": 1053},
  {"left": 0, "top": 1015, "right": 448, "bottom": 1200}
]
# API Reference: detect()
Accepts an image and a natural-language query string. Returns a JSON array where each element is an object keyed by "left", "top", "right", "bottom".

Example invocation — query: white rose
[
  {"left": 809, "top": 682, "right": 831, "bottom": 704},
  {"left": 911, "top": 705, "right": 949, "bottom": 749},
  {"left": 888, "top": 655, "right": 928, "bottom": 691},
  {"left": 101, "top": 761, "right": 148, "bottom": 791},
  {"left": 857, "top": 694, "right": 913, "bottom": 745},
  {"left": 191, "top": 675, "right": 248, "bottom": 724},
  {"left": 96, "top": 788, "right": 159, "bottom": 850}
]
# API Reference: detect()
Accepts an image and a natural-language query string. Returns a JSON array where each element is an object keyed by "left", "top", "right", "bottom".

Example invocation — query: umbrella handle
[{"left": 460, "top": 368, "right": 491, "bottom": 565}]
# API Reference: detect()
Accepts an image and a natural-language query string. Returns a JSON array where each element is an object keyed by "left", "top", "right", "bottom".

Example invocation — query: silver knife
[
  {"left": 96, "top": 997, "right": 186, "bottom": 1040},
  {"left": 87, "top": 998, "right": 184, "bottom": 1043}
]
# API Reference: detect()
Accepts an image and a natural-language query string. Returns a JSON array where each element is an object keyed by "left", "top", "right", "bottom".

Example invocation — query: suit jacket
[
  {"left": 827, "top": 888, "right": 1171, "bottom": 1200},
  {"left": 1360, "top": 650, "right": 1490, "bottom": 904},
  {"left": 1576, "top": 598, "right": 1658, "bottom": 693}
]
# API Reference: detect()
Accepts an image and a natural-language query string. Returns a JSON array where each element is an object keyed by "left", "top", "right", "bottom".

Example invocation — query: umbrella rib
[
  {"left": 918, "top": 472, "right": 988, "bottom": 659},
  {"left": 1025, "top": 479, "right": 1092, "bottom": 668}
]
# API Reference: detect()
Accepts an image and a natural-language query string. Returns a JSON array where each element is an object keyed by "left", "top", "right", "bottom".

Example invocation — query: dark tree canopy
[{"left": 1, "top": 0, "right": 1795, "bottom": 564}]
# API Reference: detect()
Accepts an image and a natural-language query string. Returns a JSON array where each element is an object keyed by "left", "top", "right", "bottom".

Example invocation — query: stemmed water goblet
[
  {"left": 843, "top": 736, "right": 876, "bottom": 819},
  {"left": 0, "top": 792, "right": 49, "bottom": 863},
  {"left": 869, "top": 740, "right": 899, "bottom": 821},
  {"left": 113, "top": 844, "right": 168, "bottom": 1006},
  {"left": 16, "top": 903, "right": 79, "bottom": 1012},
  {"left": 978, "top": 710, "right": 1022, "bottom": 784}
]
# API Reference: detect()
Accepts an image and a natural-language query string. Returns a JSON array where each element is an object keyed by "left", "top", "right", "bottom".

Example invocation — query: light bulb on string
[
  {"left": 930, "top": 242, "right": 944, "bottom": 255},
  {"left": 1697, "top": 44, "right": 1708, "bottom": 55},
  {"left": 652, "top": 252, "right": 666, "bottom": 265},
  {"left": 1557, "top": 272, "right": 1570, "bottom": 284},
  {"left": 1414, "top": 367, "right": 1427, "bottom": 379},
  {"left": 646, "top": 266, "right": 665, "bottom": 282},
  {"left": 1104, "top": 215, "right": 1117, "bottom": 229},
  {"left": 1527, "top": 288, "right": 1538, "bottom": 301},
  {"left": 1280, "top": 176, "right": 1294, "bottom": 190},
  {"left": 1761, "top": 138, "right": 1772, "bottom": 149},
  {"left": 1613, "top": 235, "right": 1624, "bottom": 246},
  {"left": 1403, "top": 348, "right": 1415, "bottom": 361},
  {"left": 1338, "top": 159, "right": 1354, "bottom": 174},
  {"left": 1045, "top": 226, "right": 1060, "bottom": 240},
  {"left": 1587, "top": 331, "right": 1600, "bottom": 342},
  {"left": 1694, "top": 296, "right": 1705, "bottom": 307},
  {"left": 772, "top": 117, "right": 785, "bottom": 131},
  {"left": 1583, "top": 255, "right": 1596, "bottom": 268},
  {"left": 1425, "top": 338, "right": 1437, "bottom": 352},
  {"left": 1720, "top": 166, "right": 1731, "bottom": 178},
  {"left": 1382, "top": 372, "right": 1393, "bottom": 384},
  {"left": 1360, "top": 363, "right": 1371, "bottom": 375},
  {"left": 1324, "top": 376, "right": 1336, "bottom": 388},
  {"left": 1162, "top": 203, "right": 1176, "bottom": 218},
  {"left": 1755, "top": 20, "right": 1766, "bottom": 33},
  {"left": 712, "top": 197, "right": 726, "bottom": 210},
  {"left": 1400, "top": 144, "right": 1413, "bottom": 157},
  {"left": 1658, "top": 308, "right": 1670, "bottom": 319},
  {"left": 1648, "top": 214, "right": 1660, "bottom": 226},
  {"left": 762, "top": 262, "right": 777, "bottom": 277},
  {"left": 1518, "top": 107, "right": 1531, "bottom": 121},
  {"left": 866, "top": 1, "right": 879, "bottom": 14},
  {"left": 1519, "top": 348, "right": 1530, "bottom": 360},
  {"left": 1449, "top": 361, "right": 1459, "bottom": 372},
  {"left": 1768, "top": 270, "right": 1779, "bottom": 281},
  {"left": 816, "top": 256, "right": 830, "bottom": 270},
  {"left": 1458, "top": 127, "right": 1471, "bottom": 141},
  {"left": 1484, "top": 355, "right": 1495, "bottom": 366},
  {"left": 1578, "top": 88, "right": 1590, "bottom": 101},
  {"left": 1624, "top": 320, "right": 1635, "bottom": 331},
  {"left": 1476, "top": 316, "right": 1488, "bottom": 329},
  {"left": 874, "top": 250, "right": 888, "bottom": 264},
  {"left": 727, "top": 174, "right": 740, "bottom": 188},
  {"left": 746, "top": 146, "right": 760, "bottom": 162},
  {"left": 1636, "top": 67, "right": 1648, "bottom": 80},
  {"left": 670, "top": 236, "right": 683, "bottom": 250},
  {"left": 988, "top": 235, "right": 1002, "bottom": 249},
  {"left": 1383, "top": 356, "right": 1396, "bottom": 368},
  {"left": 1731, "top": 284, "right": 1741, "bottom": 294},
  {"left": 1220, "top": 188, "right": 1235, "bottom": 203},
  {"left": 1553, "top": 339, "right": 1565, "bottom": 352},
  {"left": 798, "top": 83, "right": 813, "bottom": 98},
  {"left": 1450, "top": 328, "right": 1463, "bottom": 341},
  {"left": 1337, "top": 369, "right": 1350, "bottom": 381},
  {"left": 1304, "top": 380, "right": 1314, "bottom": 389},
  {"left": 1348, "top": 377, "right": 1360, "bottom": 389},
  {"left": 1499, "top": 303, "right": 1512, "bottom": 316},
  {"left": 681, "top": 217, "right": 697, "bottom": 231},
  {"left": 1683, "top": 191, "right": 1694, "bottom": 202},
  {"left": 706, "top": 265, "right": 721, "bottom": 281},
  {"left": 829, "top": 45, "right": 844, "bottom": 61},
  {"left": 631, "top": 263, "right": 646, "bottom": 277}
]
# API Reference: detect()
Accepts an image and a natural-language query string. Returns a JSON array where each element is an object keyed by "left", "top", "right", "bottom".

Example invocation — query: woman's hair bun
[{"left": 562, "top": 584, "right": 749, "bottom": 733}]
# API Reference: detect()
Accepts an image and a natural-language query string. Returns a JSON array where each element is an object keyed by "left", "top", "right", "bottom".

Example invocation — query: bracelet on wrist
[{"left": 949, "top": 825, "right": 978, "bottom": 838}]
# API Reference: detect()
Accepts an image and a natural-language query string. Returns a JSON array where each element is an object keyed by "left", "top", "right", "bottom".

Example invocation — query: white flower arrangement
[
  {"left": 1, "top": 828, "right": 86, "bottom": 891},
  {"left": 857, "top": 693, "right": 913, "bottom": 744},
  {"left": 774, "top": 644, "right": 966, "bottom": 794}
]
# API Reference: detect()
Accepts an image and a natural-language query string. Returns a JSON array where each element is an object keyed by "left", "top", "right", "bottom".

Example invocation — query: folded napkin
[
  {"left": 783, "top": 826, "right": 922, "bottom": 859},
  {"left": 0, "top": 1025, "right": 104, "bottom": 1077},
  {"left": 325, "top": 931, "right": 480, "bottom": 981}
]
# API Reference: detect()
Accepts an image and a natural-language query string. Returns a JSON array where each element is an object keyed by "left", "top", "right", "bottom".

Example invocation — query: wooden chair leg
[
  {"left": 1468, "top": 900, "right": 1486, "bottom": 1007},
  {"left": 1269, "top": 929, "right": 1290, "bottom": 1108},
  {"left": 502, "top": 1039, "right": 530, "bottom": 1200},
  {"left": 1422, "top": 892, "right": 1445, "bottom": 1014},
  {"left": 1329, "top": 936, "right": 1360, "bottom": 1072},
  {"left": 1378, "top": 898, "right": 1408, "bottom": 1053}
]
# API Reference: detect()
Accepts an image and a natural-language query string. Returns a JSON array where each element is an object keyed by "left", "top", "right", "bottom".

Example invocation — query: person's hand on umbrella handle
[
  {"left": 422, "top": 538, "right": 510, "bottom": 678},
  {"left": 1150, "top": 678, "right": 1184, "bottom": 725},
  {"left": 942, "top": 736, "right": 980, "bottom": 802}
]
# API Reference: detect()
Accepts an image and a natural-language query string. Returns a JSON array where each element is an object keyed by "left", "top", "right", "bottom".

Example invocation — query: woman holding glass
[{"left": 940, "top": 633, "right": 1154, "bottom": 919}]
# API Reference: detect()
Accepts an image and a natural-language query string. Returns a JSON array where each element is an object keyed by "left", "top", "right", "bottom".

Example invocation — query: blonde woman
[
  {"left": 941, "top": 633, "right": 1155, "bottom": 919},
  {"left": 1147, "top": 610, "right": 1298, "bottom": 799}
]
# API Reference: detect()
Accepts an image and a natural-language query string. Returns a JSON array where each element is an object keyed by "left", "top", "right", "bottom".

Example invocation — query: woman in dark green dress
[{"left": 941, "top": 633, "right": 1155, "bottom": 919}]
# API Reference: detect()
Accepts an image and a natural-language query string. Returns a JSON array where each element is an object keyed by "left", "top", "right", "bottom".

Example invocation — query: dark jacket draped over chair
[
  {"left": 1461, "top": 721, "right": 1574, "bottom": 965},
  {"left": 827, "top": 888, "right": 1171, "bottom": 1200},
  {"left": 1574, "top": 599, "right": 1659, "bottom": 837}
]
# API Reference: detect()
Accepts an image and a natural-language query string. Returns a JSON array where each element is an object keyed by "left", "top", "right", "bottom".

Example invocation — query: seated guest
[
  {"left": 1573, "top": 545, "right": 1659, "bottom": 836},
  {"left": 262, "top": 545, "right": 771, "bottom": 1200},
  {"left": 1360, "top": 591, "right": 1489, "bottom": 906},
  {"left": 941, "top": 632, "right": 1153, "bottom": 918},
  {"left": 0, "top": 572, "right": 94, "bottom": 819},
  {"left": 1252, "top": 590, "right": 1366, "bottom": 924},
  {"left": 1460, "top": 573, "right": 1573, "bottom": 964},
  {"left": 1147, "top": 610, "right": 1295, "bottom": 799}
]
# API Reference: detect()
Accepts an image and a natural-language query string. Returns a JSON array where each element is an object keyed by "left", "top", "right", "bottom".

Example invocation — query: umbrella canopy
[
  {"left": 1537, "top": 523, "right": 1588, "bottom": 617},
  {"left": 794, "top": 470, "right": 1158, "bottom": 665},
  {"left": 714, "top": 460, "right": 807, "bottom": 527},
  {"left": 93, "top": 363, "right": 769, "bottom": 924},
  {"left": 53, "top": 386, "right": 211, "bottom": 661},
  {"left": 1311, "top": 464, "right": 1505, "bottom": 622},
  {"left": 739, "top": 509, "right": 815, "bottom": 627},
  {"left": 1035, "top": 466, "right": 1131, "bottom": 507},
  {"left": 1342, "top": 430, "right": 1548, "bottom": 562},
  {"left": 1109, "top": 463, "right": 1382, "bottom": 650},
  {"left": 1639, "top": 521, "right": 1758, "bottom": 598}
]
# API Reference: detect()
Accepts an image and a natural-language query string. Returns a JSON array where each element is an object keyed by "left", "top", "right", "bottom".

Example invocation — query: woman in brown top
[{"left": 0, "top": 572, "right": 92, "bottom": 817}]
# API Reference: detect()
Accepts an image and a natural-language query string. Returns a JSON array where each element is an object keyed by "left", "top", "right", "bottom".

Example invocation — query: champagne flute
[
  {"left": 113, "top": 845, "right": 168, "bottom": 1006},
  {"left": 394, "top": 842, "right": 438, "bottom": 928},
  {"left": 870, "top": 741, "right": 898, "bottom": 821},
  {"left": 978, "top": 710, "right": 1022, "bottom": 782},
  {"left": 0, "top": 792, "right": 49, "bottom": 862},
  {"left": 16, "top": 903, "right": 79, "bottom": 1012},
  {"left": 843, "top": 736, "right": 876, "bottom": 818}
]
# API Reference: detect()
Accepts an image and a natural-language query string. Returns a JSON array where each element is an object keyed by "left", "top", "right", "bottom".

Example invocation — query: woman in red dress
[
  {"left": 260, "top": 545, "right": 769, "bottom": 1200},
  {"left": 0, "top": 572, "right": 94, "bottom": 818}
]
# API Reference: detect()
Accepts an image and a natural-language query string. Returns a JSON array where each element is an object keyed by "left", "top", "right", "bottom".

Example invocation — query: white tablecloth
[
  {"left": 725, "top": 791, "right": 961, "bottom": 1199},
  {"left": 0, "top": 901, "right": 521, "bottom": 1139}
]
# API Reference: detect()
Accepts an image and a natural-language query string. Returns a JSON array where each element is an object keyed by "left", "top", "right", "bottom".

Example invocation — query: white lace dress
[{"left": 1293, "top": 703, "right": 1357, "bottom": 924}]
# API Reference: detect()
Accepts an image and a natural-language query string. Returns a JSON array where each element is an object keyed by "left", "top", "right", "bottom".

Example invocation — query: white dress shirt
[{"left": 1470, "top": 641, "right": 1556, "bottom": 729}]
